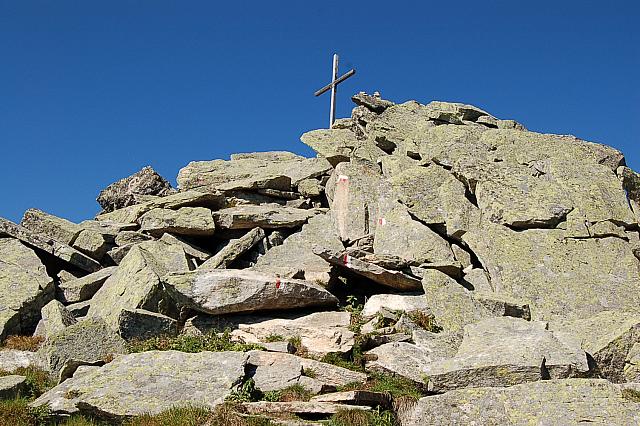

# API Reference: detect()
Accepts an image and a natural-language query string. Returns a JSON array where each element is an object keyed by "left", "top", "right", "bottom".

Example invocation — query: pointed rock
[{"left": 97, "top": 166, "right": 174, "bottom": 213}]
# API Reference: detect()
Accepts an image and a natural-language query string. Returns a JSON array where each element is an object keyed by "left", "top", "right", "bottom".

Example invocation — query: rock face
[
  {"left": 32, "top": 351, "right": 248, "bottom": 419},
  {"left": 96, "top": 166, "right": 174, "bottom": 213},
  {"left": 164, "top": 269, "right": 338, "bottom": 315},
  {"left": 5, "top": 92, "right": 640, "bottom": 424}
]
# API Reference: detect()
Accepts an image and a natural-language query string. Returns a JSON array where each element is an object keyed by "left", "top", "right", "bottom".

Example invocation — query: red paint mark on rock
[{"left": 275, "top": 278, "right": 281, "bottom": 289}]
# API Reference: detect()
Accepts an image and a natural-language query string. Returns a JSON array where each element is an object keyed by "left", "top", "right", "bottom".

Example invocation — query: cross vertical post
[
  {"left": 329, "top": 53, "right": 339, "bottom": 128},
  {"left": 314, "top": 54, "right": 356, "bottom": 128}
]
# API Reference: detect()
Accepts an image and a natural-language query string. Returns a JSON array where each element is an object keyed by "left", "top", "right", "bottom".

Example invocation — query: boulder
[
  {"left": 361, "top": 294, "right": 430, "bottom": 319},
  {"left": 549, "top": 310, "right": 640, "bottom": 382},
  {"left": 87, "top": 241, "right": 190, "bottom": 332},
  {"left": 200, "top": 227, "right": 265, "bottom": 270},
  {"left": 96, "top": 190, "right": 224, "bottom": 224},
  {"left": 139, "top": 207, "right": 216, "bottom": 236},
  {"left": 624, "top": 343, "right": 640, "bottom": 382},
  {"left": 313, "top": 247, "right": 422, "bottom": 291},
  {"left": 252, "top": 214, "right": 344, "bottom": 286},
  {"left": 402, "top": 379, "right": 640, "bottom": 426},
  {"left": 117, "top": 309, "right": 177, "bottom": 340},
  {"left": 351, "top": 91, "right": 395, "bottom": 113},
  {"left": 58, "top": 267, "right": 118, "bottom": 304},
  {"left": 159, "top": 233, "right": 211, "bottom": 262},
  {"left": 464, "top": 221, "right": 640, "bottom": 320},
  {"left": 0, "top": 218, "right": 101, "bottom": 273},
  {"left": 297, "top": 178, "right": 323, "bottom": 198},
  {"left": 213, "top": 205, "right": 321, "bottom": 230},
  {"left": 0, "top": 349, "right": 46, "bottom": 372},
  {"left": 38, "top": 317, "right": 127, "bottom": 382},
  {"left": 72, "top": 229, "right": 110, "bottom": 260},
  {"left": 20, "top": 208, "right": 81, "bottom": 246},
  {"left": 96, "top": 166, "right": 174, "bottom": 213},
  {"left": 163, "top": 269, "right": 338, "bottom": 315},
  {"left": 0, "top": 238, "right": 55, "bottom": 339},
  {"left": 34, "top": 300, "right": 77, "bottom": 339},
  {"left": 311, "top": 390, "right": 391, "bottom": 407},
  {"left": 0, "top": 375, "right": 27, "bottom": 399},
  {"left": 300, "top": 128, "right": 386, "bottom": 167},
  {"left": 32, "top": 350, "right": 248, "bottom": 419}
]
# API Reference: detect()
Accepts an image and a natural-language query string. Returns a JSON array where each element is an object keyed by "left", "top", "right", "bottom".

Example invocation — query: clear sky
[{"left": 1, "top": 1, "right": 638, "bottom": 223}]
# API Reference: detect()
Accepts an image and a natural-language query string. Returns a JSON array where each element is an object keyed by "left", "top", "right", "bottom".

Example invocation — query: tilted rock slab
[
  {"left": 464, "top": 221, "right": 640, "bottom": 320},
  {"left": 32, "top": 350, "right": 248, "bottom": 419},
  {"left": 88, "top": 240, "right": 190, "bottom": 333},
  {"left": 242, "top": 401, "right": 370, "bottom": 416},
  {"left": 313, "top": 247, "right": 422, "bottom": 291},
  {"left": 0, "top": 238, "right": 55, "bottom": 339},
  {"left": 550, "top": 309, "right": 640, "bottom": 383},
  {"left": 300, "top": 128, "right": 387, "bottom": 167},
  {"left": 361, "top": 294, "right": 430, "bottom": 319},
  {"left": 200, "top": 227, "right": 265, "bottom": 270},
  {"left": 20, "top": 208, "right": 82, "bottom": 246},
  {"left": 34, "top": 300, "right": 77, "bottom": 339},
  {"left": 96, "top": 190, "right": 224, "bottom": 224},
  {"left": 58, "top": 266, "right": 118, "bottom": 304},
  {"left": 213, "top": 205, "right": 322, "bottom": 229},
  {"left": 367, "top": 317, "right": 588, "bottom": 392},
  {"left": 252, "top": 214, "right": 344, "bottom": 286},
  {"left": 138, "top": 206, "right": 216, "bottom": 236},
  {"left": 0, "top": 218, "right": 101, "bottom": 273},
  {"left": 402, "top": 379, "right": 640, "bottom": 426},
  {"left": 164, "top": 269, "right": 338, "bottom": 315}
]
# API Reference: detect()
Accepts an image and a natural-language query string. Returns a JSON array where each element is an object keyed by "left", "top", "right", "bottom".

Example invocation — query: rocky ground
[{"left": 1, "top": 92, "right": 640, "bottom": 425}]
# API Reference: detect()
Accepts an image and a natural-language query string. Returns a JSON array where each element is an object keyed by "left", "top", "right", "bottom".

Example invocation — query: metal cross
[{"left": 314, "top": 54, "right": 356, "bottom": 128}]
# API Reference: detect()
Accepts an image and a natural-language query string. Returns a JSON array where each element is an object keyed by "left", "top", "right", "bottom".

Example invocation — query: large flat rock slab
[
  {"left": 20, "top": 208, "right": 82, "bottom": 246},
  {"left": 0, "top": 218, "right": 101, "bottom": 273},
  {"left": 402, "top": 379, "right": 640, "bottom": 426},
  {"left": 213, "top": 205, "right": 322, "bottom": 229},
  {"left": 31, "top": 350, "right": 248, "bottom": 419},
  {"left": 164, "top": 269, "right": 338, "bottom": 315},
  {"left": 58, "top": 266, "right": 117, "bottom": 304},
  {"left": 138, "top": 207, "right": 216, "bottom": 236},
  {"left": 0, "top": 238, "right": 55, "bottom": 338}
]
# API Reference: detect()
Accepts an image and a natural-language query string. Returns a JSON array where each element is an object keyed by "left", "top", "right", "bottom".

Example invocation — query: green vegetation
[
  {"left": 320, "top": 333, "right": 369, "bottom": 373},
  {"left": 622, "top": 388, "right": 640, "bottom": 403},
  {"left": 327, "top": 408, "right": 395, "bottom": 426},
  {"left": 287, "top": 336, "right": 307, "bottom": 357},
  {"left": 263, "top": 334, "right": 285, "bottom": 343},
  {"left": 226, "top": 379, "right": 261, "bottom": 403},
  {"left": 1, "top": 335, "right": 45, "bottom": 352},
  {"left": 407, "top": 311, "right": 442, "bottom": 333},
  {"left": 128, "top": 330, "right": 263, "bottom": 354},
  {"left": 301, "top": 367, "right": 317, "bottom": 378},
  {"left": 260, "top": 384, "right": 312, "bottom": 403},
  {"left": 337, "top": 371, "right": 427, "bottom": 400},
  {"left": 0, "top": 366, "right": 56, "bottom": 399}
]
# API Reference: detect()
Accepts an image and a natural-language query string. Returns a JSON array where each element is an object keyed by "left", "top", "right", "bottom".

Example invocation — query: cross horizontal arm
[{"left": 313, "top": 69, "right": 356, "bottom": 97}]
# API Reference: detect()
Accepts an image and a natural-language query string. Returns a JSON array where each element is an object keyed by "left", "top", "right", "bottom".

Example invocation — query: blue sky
[{"left": 1, "top": 1, "right": 638, "bottom": 223}]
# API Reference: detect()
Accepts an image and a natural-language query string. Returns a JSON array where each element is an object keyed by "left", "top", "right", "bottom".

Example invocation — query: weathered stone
[
  {"left": 0, "top": 238, "right": 55, "bottom": 339},
  {"left": 34, "top": 300, "right": 77, "bottom": 339},
  {"left": 20, "top": 209, "right": 81, "bottom": 246},
  {"left": 88, "top": 241, "right": 189, "bottom": 332},
  {"left": 624, "top": 343, "right": 640, "bottom": 382},
  {"left": 464, "top": 221, "right": 640, "bottom": 320},
  {"left": 117, "top": 309, "right": 177, "bottom": 340},
  {"left": 97, "top": 166, "right": 174, "bottom": 213},
  {"left": 0, "top": 375, "right": 27, "bottom": 399},
  {"left": 96, "top": 190, "right": 224, "bottom": 224},
  {"left": 242, "top": 401, "right": 370, "bottom": 416},
  {"left": 618, "top": 165, "right": 640, "bottom": 223},
  {"left": 114, "top": 231, "right": 151, "bottom": 246},
  {"left": 77, "top": 220, "right": 138, "bottom": 240},
  {"left": 139, "top": 207, "right": 216, "bottom": 237},
  {"left": 311, "top": 390, "right": 391, "bottom": 407},
  {"left": 159, "top": 233, "right": 211, "bottom": 262},
  {"left": 38, "top": 317, "right": 127, "bottom": 382},
  {"left": 373, "top": 204, "right": 456, "bottom": 266},
  {"left": 28, "top": 365, "right": 97, "bottom": 415},
  {"left": 164, "top": 269, "right": 338, "bottom": 315},
  {"left": 66, "top": 300, "right": 91, "bottom": 318},
  {"left": 462, "top": 268, "right": 492, "bottom": 292},
  {"left": 238, "top": 311, "right": 354, "bottom": 357},
  {"left": 329, "top": 160, "right": 396, "bottom": 242},
  {"left": 313, "top": 247, "right": 422, "bottom": 291},
  {"left": 365, "top": 342, "right": 432, "bottom": 386},
  {"left": 0, "top": 218, "right": 101, "bottom": 273},
  {"left": 58, "top": 266, "right": 118, "bottom": 304},
  {"left": 301, "top": 128, "right": 386, "bottom": 167},
  {"left": 0, "top": 349, "right": 46, "bottom": 372},
  {"left": 297, "top": 178, "right": 323, "bottom": 198},
  {"left": 200, "top": 227, "right": 265, "bottom": 270},
  {"left": 252, "top": 214, "right": 343, "bottom": 286},
  {"left": 213, "top": 205, "right": 321, "bottom": 230},
  {"left": 105, "top": 244, "right": 132, "bottom": 265},
  {"left": 473, "top": 291, "right": 531, "bottom": 320},
  {"left": 247, "top": 351, "right": 304, "bottom": 392},
  {"left": 402, "top": 379, "right": 640, "bottom": 426},
  {"left": 421, "top": 269, "right": 492, "bottom": 332},
  {"left": 32, "top": 350, "right": 247, "bottom": 418},
  {"left": 361, "top": 294, "right": 429, "bottom": 319},
  {"left": 177, "top": 152, "right": 331, "bottom": 193},
  {"left": 72, "top": 229, "right": 110, "bottom": 260},
  {"left": 549, "top": 310, "right": 640, "bottom": 383},
  {"left": 412, "top": 330, "right": 461, "bottom": 361},
  {"left": 351, "top": 91, "right": 395, "bottom": 113}
]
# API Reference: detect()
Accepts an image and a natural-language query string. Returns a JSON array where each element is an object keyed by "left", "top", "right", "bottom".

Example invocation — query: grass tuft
[
  {"left": 407, "top": 311, "right": 442, "bottom": 333},
  {"left": 622, "top": 388, "right": 640, "bottom": 403},
  {"left": 328, "top": 408, "right": 395, "bottom": 426},
  {"left": 0, "top": 366, "right": 56, "bottom": 398},
  {"left": 1, "top": 335, "right": 45, "bottom": 352},
  {"left": 263, "top": 334, "right": 284, "bottom": 343},
  {"left": 337, "top": 371, "right": 427, "bottom": 400},
  {"left": 260, "top": 384, "right": 312, "bottom": 403},
  {"left": 128, "top": 330, "right": 263, "bottom": 354}
]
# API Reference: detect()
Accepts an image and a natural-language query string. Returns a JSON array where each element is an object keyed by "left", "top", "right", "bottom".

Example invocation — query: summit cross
[{"left": 314, "top": 53, "right": 356, "bottom": 128}]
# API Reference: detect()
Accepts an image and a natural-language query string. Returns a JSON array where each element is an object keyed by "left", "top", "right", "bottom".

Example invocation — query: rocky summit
[{"left": 1, "top": 92, "right": 640, "bottom": 425}]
